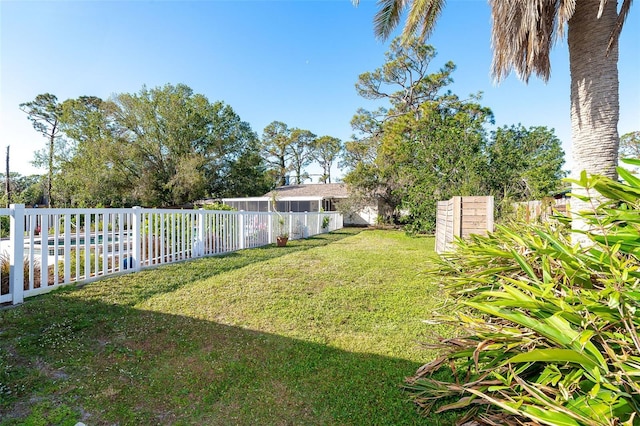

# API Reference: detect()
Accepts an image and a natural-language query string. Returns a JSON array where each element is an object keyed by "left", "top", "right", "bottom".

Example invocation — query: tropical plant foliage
[{"left": 406, "top": 160, "right": 640, "bottom": 425}]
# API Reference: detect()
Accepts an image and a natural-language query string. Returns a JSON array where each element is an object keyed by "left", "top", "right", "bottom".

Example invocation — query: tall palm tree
[{"left": 354, "top": 0, "right": 634, "bottom": 222}]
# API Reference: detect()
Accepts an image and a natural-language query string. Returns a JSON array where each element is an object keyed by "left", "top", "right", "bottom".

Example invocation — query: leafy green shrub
[
  {"left": 407, "top": 160, "right": 640, "bottom": 425},
  {"left": 0, "top": 215, "right": 9, "bottom": 238},
  {"left": 198, "top": 202, "right": 236, "bottom": 211}
]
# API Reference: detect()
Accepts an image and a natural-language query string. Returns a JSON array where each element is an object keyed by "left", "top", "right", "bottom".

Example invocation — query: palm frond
[
  {"left": 373, "top": 0, "right": 410, "bottom": 41},
  {"left": 555, "top": 0, "right": 576, "bottom": 41},
  {"left": 402, "top": 0, "right": 445, "bottom": 42},
  {"left": 608, "top": 0, "right": 634, "bottom": 52},
  {"left": 490, "top": 0, "right": 566, "bottom": 83}
]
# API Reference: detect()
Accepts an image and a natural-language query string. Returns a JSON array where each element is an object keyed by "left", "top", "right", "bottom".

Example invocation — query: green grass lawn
[{"left": 0, "top": 228, "right": 456, "bottom": 425}]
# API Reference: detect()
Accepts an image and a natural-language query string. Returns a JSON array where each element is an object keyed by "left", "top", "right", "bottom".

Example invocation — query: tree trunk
[
  {"left": 295, "top": 166, "right": 302, "bottom": 184},
  {"left": 279, "top": 156, "right": 287, "bottom": 187},
  {"left": 568, "top": 0, "right": 619, "bottom": 233}
]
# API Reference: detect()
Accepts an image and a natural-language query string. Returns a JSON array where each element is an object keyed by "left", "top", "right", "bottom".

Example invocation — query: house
[{"left": 215, "top": 183, "right": 379, "bottom": 226}]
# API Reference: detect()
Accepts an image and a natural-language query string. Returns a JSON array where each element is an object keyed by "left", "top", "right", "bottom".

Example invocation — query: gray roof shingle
[{"left": 264, "top": 183, "right": 348, "bottom": 199}]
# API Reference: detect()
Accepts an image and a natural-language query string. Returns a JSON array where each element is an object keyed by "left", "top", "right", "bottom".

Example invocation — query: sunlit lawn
[{"left": 0, "top": 228, "right": 456, "bottom": 425}]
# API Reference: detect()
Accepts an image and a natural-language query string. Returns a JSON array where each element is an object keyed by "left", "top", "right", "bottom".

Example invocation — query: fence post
[
  {"left": 40, "top": 213, "right": 49, "bottom": 287},
  {"left": 196, "top": 209, "right": 205, "bottom": 257},
  {"left": 288, "top": 212, "right": 293, "bottom": 240},
  {"left": 132, "top": 207, "right": 142, "bottom": 271},
  {"left": 486, "top": 196, "right": 495, "bottom": 232},
  {"left": 63, "top": 212, "right": 71, "bottom": 283},
  {"left": 452, "top": 196, "right": 462, "bottom": 238},
  {"left": 268, "top": 213, "right": 273, "bottom": 244},
  {"left": 238, "top": 212, "right": 245, "bottom": 250},
  {"left": 9, "top": 204, "right": 25, "bottom": 305}
]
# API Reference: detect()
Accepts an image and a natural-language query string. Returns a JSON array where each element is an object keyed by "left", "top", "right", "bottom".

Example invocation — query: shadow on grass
[
  {"left": 69, "top": 228, "right": 364, "bottom": 308},
  {"left": 0, "top": 287, "right": 460, "bottom": 426}
]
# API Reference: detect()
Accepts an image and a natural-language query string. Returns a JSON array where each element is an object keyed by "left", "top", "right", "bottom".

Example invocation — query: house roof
[{"left": 263, "top": 183, "right": 349, "bottom": 199}]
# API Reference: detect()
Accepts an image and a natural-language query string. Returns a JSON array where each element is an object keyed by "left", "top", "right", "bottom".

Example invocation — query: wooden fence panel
[
  {"left": 512, "top": 198, "right": 568, "bottom": 223},
  {"left": 435, "top": 196, "right": 494, "bottom": 253}
]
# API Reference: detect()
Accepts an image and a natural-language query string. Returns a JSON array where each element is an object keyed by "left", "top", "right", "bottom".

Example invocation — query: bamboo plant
[{"left": 407, "top": 159, "right": 640, "bottom": 425}]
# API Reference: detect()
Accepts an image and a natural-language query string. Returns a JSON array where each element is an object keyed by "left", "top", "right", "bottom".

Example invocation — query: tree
[
  {"left": 5, "top": 147, "right": 10, "bottom": 206},
  {"left": 110, "top": 84, "right": 266, "bottom": 206},
  {"left": 354, "top": 0, "right": 634, "bottom": 226},
  {"left": 391, "top": 95, "right": 492, "bottom": 233},
  {"left": 56, "top": 96, "right": 134, "bottom": 207},
  {"left": 345, "top": 37, "right": 481, "bottom": 225},
  {"left": 311, "top": 136, "right": 342, "bottom": 183},
  {"left": 196, "top": 100, "right": 269, "bottom": 199},
  {"left": 355, "top": 37, "right": 455, "bottom": 117},
  {"left": 486, "top": 125, "right": 567, "bottom": 202},
  {"left": 289, "top": 128, "right": 316, "bottom": 184},
  {"left": 619, "top": 130, "right": 640, "bottom": 160},
  {"left": 0, "top": 173, "right": 45, "bottom": 207},
  {"left": 223, "top": 149, "right": 271, "bottom": 197},
  {"left": 260, "top": 121, "right": 292, "bottom": 187},
  {"left": 19, "top": 93, "right": 63, "bottom": 207},
  {"left": 259, "top": 122, "right": 317, "bottom": 187},
  {"left": 113, "top": 84, "right": 212, "bottom": 206},
  {"left": 54, "top": 84, "right": 267, "bottom": 207}
]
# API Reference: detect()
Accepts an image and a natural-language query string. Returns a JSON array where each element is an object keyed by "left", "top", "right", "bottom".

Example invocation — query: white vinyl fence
[{"left": 0, "top": 205, "right": 343, "bottom": 305}]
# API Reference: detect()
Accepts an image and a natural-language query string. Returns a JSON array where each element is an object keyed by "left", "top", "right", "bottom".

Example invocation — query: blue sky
[{"left": 1, "top": 0, "right": 639, "bottom": 180}]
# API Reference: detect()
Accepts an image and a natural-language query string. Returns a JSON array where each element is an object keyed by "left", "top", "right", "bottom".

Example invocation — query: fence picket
[{"left": 9, "top": 205, "right": 24, "bottom": 304}]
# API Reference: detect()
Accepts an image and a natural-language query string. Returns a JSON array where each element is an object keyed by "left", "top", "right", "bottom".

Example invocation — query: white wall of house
[{"left": 344, "top": 205, "right": 379, "bottom": 226}]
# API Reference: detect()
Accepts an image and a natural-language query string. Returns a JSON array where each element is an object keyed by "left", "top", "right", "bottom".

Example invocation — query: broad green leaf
[
  {"left": 487, "top": 385, "right": 511, "bottom": 391},
  {"left": 464, "top": 301, "right": 573, "bottom": 347},
  {"left": 435, "top": 396, "right": 477, "bottom": 412},
  {"left": 520, "top": 404, "right": 586, "bottom": 426},
  {"left": 621, "top": 158, "right": 640, "bottom": 167},
  {"left": 510, "top": 249, "right": 537, "bottom": 280},
  {"left": 578, "top": 329, "right": 596, "bottom": 347},
  {"left": 542, "top": 314, "right": 608, "bottom": 372},
  {"left": 617, "top": 167, "right": 640, "bottom": 187},
  {"left": 506, "top": 348, "right": 598, "bottom": 370}
]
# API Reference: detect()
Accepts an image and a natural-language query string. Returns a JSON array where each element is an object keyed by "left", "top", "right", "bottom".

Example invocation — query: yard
[{"left": 0, "top": 228, "right": 457, "bottom": 425}]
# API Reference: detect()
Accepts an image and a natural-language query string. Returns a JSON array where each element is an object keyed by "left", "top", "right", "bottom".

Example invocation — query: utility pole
[{"left": 5, "top": 146, "right": 9, "bottom": 207}]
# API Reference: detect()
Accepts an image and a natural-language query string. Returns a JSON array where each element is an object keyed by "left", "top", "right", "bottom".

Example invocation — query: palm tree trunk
[{"left": 568, "top": 0, "right": 619, "bottom": 232}]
